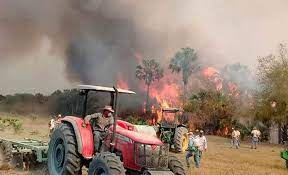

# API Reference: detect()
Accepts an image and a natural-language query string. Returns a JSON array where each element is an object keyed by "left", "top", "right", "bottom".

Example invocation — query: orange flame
[
  {"left": 142, "top": 74, "right": 181, "bottom": 122},
  {"left": 202, "top": 67, "right": 223, "bottom": 91},
  {"left": 116, "top": 74, "right": 129, "bottom": 89}
]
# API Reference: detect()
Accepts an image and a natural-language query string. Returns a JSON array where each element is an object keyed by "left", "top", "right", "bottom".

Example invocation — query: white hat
[{"left": 102, "top": 106, "right": 114, "bottom": 113}]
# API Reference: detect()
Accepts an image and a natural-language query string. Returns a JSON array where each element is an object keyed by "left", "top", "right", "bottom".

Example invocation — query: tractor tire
[
  {"left": 88, "top": 152, "right": 125, "bottom": 175},
  {"left": 168, "top": 155, "right": 186, "bottom": 175},
  {"left": 174, "top": 127, "right": 188, "bottom": 153},
  {"left": 0, "top": 141, "right": 12, "bottom": 170},
  {"left": 48, "top": 123, "right": 81, "bottom": 175}
]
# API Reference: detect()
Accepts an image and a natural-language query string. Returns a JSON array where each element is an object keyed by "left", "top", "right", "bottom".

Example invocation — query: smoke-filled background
[{"left": 1, "top": 0, "right": 288, "bottom": 94}]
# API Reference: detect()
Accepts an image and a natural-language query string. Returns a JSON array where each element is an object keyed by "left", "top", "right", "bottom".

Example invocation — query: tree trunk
[
  {"left": 183, "top": 82, "right": 187, "bottom": 104},
  {"left": 146, "top": 84, "right": 151, "bottom": 113}
]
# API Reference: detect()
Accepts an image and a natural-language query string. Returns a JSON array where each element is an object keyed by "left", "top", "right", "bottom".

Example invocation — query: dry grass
[
  {"left": 0, "top": 113, "right": 287, "bottom": 175},
  {"left": 180, "top": 136, "right": 287, "bottom": 175}
]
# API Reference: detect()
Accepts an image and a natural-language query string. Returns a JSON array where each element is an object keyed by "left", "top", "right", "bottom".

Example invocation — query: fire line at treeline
[{"left": 115, "top": 55, "right": 247, "bottom": 125}]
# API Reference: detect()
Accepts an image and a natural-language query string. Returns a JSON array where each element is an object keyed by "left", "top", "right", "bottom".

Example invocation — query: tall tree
[
  {"left": 169, "top": 47, "right": 198, "bottom": 102},
  {"left": 255, "top": 43, "right": 288, "bottom": 126},
  {"left": 136, "top": 59, "right": 164, "bottom": 112}
]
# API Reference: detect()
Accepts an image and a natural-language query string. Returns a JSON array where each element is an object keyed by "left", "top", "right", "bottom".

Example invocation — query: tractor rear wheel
[
  {"left": 168, "top": 155, "right": 186, "bottom": 175},
  {"left": 48, "top": 123, "right": 81, "bottom": 175},
  {"left": 174, "top": 127, "right": 188, "bottom": 152},
  {"left": 88, "top": 152, "right": 125, "bottom": 175},
  {"left": 0, "top": 141, "right": 12, "bottom": 170}
]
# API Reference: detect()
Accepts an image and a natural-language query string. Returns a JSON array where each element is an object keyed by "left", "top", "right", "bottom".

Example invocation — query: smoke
[{"left": 1, "top": 0, "right": 288, "bottom": 94}]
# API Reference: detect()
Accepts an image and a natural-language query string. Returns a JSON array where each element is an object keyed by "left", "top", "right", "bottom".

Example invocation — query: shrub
[{"left": 11, "top": 120, "right": 23, "bottom": 134}]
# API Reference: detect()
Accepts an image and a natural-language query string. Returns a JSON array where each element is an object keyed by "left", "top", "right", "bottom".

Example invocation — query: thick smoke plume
[{"left": 1, "top": 0, "right": 288, "bottom": 94}]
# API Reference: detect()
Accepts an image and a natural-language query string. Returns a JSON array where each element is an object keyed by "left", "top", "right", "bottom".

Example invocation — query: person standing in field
[
  {"left": 231, "top": 127, "right": 240, "bottom": 149},
  {"left": 186, "top": 131, "right": 201, "bottom": 168},
  {"left": 251, "top": 127, "right": 261, "bottom": 149},
  {"left": 48, "top": 116, "right": 56, "bottom": 138},
  {"left": 198, "top": 130, "right": 207, "bottom": 156}
]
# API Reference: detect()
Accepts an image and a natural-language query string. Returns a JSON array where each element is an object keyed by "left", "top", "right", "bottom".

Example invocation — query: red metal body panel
[
  {"left": 105, "top": 120, "right": 163, "bottom": 171},
  {"left": 61, "top": 116, "right": 94, "bottom": 159},
  {"left": 112, "top": 120, "right": 163, "bottom": 145}
]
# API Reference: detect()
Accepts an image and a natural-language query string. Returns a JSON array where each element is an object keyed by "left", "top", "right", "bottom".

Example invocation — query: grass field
[{"left": 0, "top": 114, "right": 287, "bottom": 175}]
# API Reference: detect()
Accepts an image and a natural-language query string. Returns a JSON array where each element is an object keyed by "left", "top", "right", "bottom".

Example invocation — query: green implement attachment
[
  {"left": 0, "top": 138, "right": 48, "bottom": 168},
  {"left": 280, "top": 150, "right": 288, "bottom": 169}
]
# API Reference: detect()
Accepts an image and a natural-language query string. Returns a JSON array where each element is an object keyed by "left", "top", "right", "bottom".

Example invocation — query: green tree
[
  {"left": 136, "top": 59, "right": 164, "bottom": 113},
  {"left": 169, "top": 47, "right": 198, "bottom": 101},
  {"left": 184, "top": 90, "right": 235, "bottom": 132},
  {"left": 255, "top": 43, "right": 288, "bottom": 126}
]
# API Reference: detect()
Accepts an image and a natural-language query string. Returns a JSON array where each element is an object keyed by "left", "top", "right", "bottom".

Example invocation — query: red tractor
[{"left": 48, "top": 85, "right": 186, "bottom": 175}]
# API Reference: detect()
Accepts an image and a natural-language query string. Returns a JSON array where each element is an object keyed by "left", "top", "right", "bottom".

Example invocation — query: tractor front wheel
[
  {"left": 168, "top": 155, "right": 186, "bottom": 175},
  {"left": 48, "top": 123, "right": 81, "bottom": 175},
  {"left": 0, "top": 141, "right": 12, "bottom": 170},
  {"left": 88, "top": 152, "right": 125, "bottom": 175},
  {"left": 174, "top": 127, "right": 188, "bottom": 152}
]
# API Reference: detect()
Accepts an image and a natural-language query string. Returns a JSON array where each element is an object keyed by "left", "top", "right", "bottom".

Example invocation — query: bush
[
  {"left": 0, "top": 119, "right": 5, "bottom": 131},
  {"left": 11, "top": 120, "right": 23, "bottom": 134}
]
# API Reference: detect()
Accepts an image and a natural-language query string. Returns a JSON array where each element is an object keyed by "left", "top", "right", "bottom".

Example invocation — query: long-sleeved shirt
[
  {"left": 197, "top": 135, "right": 207, "bottom": 151},
  {"left": 188, "top": 135, "right": 200, "bottom": 152},
  {"left": 84, "top": 113, "right": 114, "bottom": 131}
]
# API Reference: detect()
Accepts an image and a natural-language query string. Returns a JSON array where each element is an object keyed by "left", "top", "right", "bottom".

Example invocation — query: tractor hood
[{"left": 114, "top": 126, "right": 163, "bottom": 145}]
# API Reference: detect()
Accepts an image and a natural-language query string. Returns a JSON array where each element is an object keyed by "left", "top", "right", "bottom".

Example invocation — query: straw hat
[{"left": 102, "top": 106, "right": 114, "bottom": 113}]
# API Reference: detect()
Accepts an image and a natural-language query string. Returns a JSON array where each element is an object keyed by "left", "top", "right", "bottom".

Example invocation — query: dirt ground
[{"left": 0, "top": 114, "right": 287, "bottom": 175}]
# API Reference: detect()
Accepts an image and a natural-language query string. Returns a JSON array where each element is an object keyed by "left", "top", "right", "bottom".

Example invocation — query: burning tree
[
  {"left": 135, "top": 59, "right": 164, "bottom": 113},
  {"left": 169, "top": 47, "right": 199, "bottom": 102}
]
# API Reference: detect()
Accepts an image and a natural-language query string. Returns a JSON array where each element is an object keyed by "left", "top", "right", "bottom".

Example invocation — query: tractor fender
[{"left": 61, "top": 116, "right": 94, "bottom": 159}]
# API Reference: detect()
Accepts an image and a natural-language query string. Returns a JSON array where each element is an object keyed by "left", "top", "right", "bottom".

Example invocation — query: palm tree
[
  {"left": 169, "top": 47, "right": 198, "bottom": 102},
  {"left": 136, "top": 59, "right": 164, "bottom": 113}
]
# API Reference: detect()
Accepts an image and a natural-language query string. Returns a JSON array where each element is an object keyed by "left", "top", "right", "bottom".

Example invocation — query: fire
[
  {"left": 202, "top": 67, "right": 223, "bottom": 91},
  {"left": 116, "top": 74, "right": 129, "bottom": 89},
  {"left": 148, "top": 74, "right": 181, "bottom": 122},
  {"left": 202, "top": 67, "right": 219, "bottom": 78}
]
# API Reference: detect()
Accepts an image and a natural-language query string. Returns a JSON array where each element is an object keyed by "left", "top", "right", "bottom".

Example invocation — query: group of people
[
  {"left": 185, "top": 127, "right": 262, "bottom": 169},
  {"left": 230, "top": 127, "right": 261, "bottom": 149}
]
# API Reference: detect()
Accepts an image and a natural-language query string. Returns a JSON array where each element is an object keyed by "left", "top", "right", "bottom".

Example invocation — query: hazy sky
[{"left": 0, "top": 0, "right": 288, "bottom": 94}]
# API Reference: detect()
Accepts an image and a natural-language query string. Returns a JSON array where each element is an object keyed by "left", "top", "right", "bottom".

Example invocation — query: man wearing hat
[
  {"left": 251, "top": 127, "right": 261, "bottom": 149},
  {"left": 198, "top": 130, "right": 207, "bottom": 157},
  {"left": 84, "top": 105, "right": 114, "bottom": 153},
  {"left": 186, "top": 131, "right": 201, "bottom": 168}
]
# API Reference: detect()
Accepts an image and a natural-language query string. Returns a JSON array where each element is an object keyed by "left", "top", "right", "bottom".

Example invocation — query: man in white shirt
[
  {"left": 231, "top": 128, "right": 241, "bottom": 149},
  {"left": 251, "top": 127, "right": 261, "bottom": 149},
  {"left": 186, "top": 131, "right": 201, "bottom": 168},
  {"left": 198, "top": 130, "right": 207, "bottom": 153}
]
